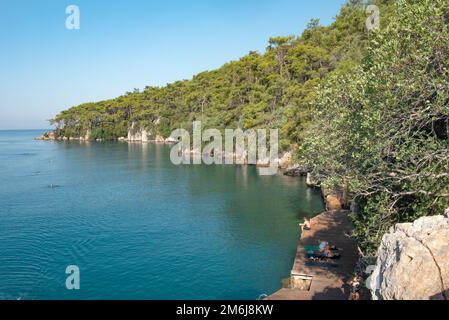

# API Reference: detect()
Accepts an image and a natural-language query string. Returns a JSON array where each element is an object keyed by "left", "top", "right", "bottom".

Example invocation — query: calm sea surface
[{"left": 0, "top": 130, "right": 324, "bottom": 300}]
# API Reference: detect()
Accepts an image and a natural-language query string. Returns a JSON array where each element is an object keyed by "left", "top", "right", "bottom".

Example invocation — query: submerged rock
[{"left": 369, "top": 213, "right": 449, "bottom": 300}]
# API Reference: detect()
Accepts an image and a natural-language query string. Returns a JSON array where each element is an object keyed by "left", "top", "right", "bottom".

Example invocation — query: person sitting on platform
[
  {"left": 299, "top": 217, "right": 313, "bottom": 231},
  {"left": 319, "top": 241, "right": 340, "bottom": 259}
]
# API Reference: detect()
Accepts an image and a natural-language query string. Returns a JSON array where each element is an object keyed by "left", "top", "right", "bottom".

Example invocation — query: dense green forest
[
  {"left": 52, "top": 0, "right": 389, "bottom": 148},
  {"left": 52, "top": 0, "right": 448, "bottom": 253}
]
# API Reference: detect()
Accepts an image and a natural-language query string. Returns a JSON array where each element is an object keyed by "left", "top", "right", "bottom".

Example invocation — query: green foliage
[
  {"left": 52, "top": 0, "right": 375, "bottom": 148},
  {"left": 300, "top": 0, "right": 449, "bottom": 254}
]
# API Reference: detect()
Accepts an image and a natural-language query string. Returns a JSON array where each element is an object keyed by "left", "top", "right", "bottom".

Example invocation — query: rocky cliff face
[
  {"left": 369, "top": 212, "right": 449, "bottom": 300},
  {"left": 127, "top": 122, "right": 150, "bottom": 142},
  {"left": 76, "top": 129, "right": 91, "bottom": 141}
]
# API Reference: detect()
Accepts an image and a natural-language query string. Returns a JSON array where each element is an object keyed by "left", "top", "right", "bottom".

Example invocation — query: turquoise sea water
[{"left": 0, "top": 130, "right": 324, "bottom": 300}]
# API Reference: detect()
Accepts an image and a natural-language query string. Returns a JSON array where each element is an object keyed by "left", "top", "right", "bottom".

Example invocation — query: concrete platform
[{"left": 267, "top": 210, "right": 359, "bottom": 300}]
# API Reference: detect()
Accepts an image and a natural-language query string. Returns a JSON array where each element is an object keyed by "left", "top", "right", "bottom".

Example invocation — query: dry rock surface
[{"left": 369, "top": 212, "right": 449, "bottom": 300}]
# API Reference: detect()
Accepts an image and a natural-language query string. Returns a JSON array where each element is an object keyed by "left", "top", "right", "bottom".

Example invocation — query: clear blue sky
[{"left": 0, "top": 0, "right": 347, "bottom": 130}]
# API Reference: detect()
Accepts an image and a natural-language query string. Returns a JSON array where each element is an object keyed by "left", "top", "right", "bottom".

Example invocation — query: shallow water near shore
[{"left": 0, "top": 130, "right": 324, "bottom": 300}]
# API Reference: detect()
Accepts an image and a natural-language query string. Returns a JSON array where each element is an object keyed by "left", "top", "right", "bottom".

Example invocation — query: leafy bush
[{"left": 300, "top": 0, "right": 449, "bottom": 254}]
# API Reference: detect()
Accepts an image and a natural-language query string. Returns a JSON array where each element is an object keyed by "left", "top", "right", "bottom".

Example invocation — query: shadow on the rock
[{"left": 429, "top": 290, "right": 449, "bottom": 300}]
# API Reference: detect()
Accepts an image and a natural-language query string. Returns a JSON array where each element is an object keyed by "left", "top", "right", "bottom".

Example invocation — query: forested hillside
[{"left": 52, "top": 0, "right": 391, "bottom": 149}]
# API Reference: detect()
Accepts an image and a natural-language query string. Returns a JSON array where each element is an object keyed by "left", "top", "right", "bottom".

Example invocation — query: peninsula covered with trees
[{"left": 50, "top": 0, "right": 448, "bottom": 254}]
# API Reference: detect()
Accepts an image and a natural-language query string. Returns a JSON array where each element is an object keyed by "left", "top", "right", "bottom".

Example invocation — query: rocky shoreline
[
  {"left": 35, "top": 130, "right": 179, "bottom": 144},
  {"left": 35, "top": 130, "right": 299, "bottom": 170}
]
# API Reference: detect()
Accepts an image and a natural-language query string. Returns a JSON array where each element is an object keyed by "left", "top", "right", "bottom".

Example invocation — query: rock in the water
[
  {"left": 369, "top": 214, "right": 449, "bottom": 300},
  {"left": 284, "top": 165, "right": 308, "bottom": 177},
  {"left": 35, "top": 131, "right": 56, "bottom": 141}
]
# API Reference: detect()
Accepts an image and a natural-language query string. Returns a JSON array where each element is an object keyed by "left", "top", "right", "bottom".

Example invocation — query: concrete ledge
[{"left": 291, "top": 273, "right": 313, "bottom": 291}]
